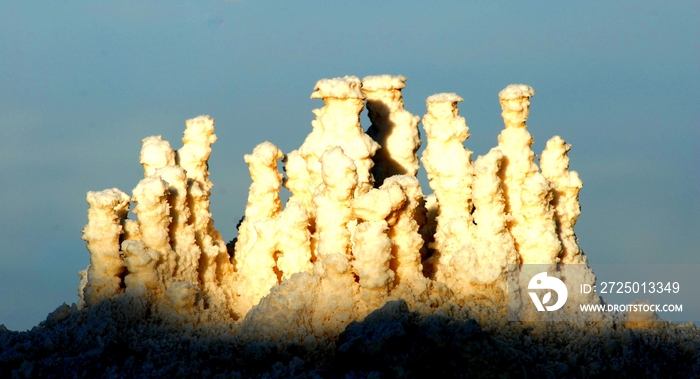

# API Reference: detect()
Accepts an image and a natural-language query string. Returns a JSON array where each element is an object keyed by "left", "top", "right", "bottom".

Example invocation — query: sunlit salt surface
[{"left": 2, "top": 76, "right": 698, "bottom": 377}]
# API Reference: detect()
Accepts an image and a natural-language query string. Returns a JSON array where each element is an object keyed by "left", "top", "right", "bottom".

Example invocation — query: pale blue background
[{"left": 1, "top": 1, "right": 698, "bottom": 330}]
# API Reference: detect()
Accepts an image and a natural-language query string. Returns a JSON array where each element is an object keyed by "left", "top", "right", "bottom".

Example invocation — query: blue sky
[{"left": 1, "top": 1, "right": 698, "bottom": 331}]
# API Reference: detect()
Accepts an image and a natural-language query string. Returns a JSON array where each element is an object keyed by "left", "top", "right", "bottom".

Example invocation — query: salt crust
[
  {"left": 310, "top": 76, "right": 364, "bottom": 100},
  {"left": 78, "top": 77, "right": 600, "bottom": 326},
  {"left": 498, "top": 83, "right": 535, "bottom": 100},
  {"left": 6, "top": 76, "right": 693, "bottom": 377},
  {"left": 426, "top": 92, "right": 464, "bottom": 103},
  {"left": 361, "top": 74, "right": 407, "bottom": 91},
  {"left": 363, "top": 75, "right": 421, "bottom": 186}
]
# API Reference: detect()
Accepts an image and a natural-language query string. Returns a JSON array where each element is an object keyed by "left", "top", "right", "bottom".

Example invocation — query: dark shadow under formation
[{"left": 2, "top": 295, "right": 700, "bottom": 378}]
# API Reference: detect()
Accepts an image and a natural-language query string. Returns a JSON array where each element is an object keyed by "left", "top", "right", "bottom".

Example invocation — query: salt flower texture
[
  {"left": 80, "top": 77, "right": 582, "bottom": 328},
  {"left": 3, "top": 75, "right": 699, "bottom": 378}
]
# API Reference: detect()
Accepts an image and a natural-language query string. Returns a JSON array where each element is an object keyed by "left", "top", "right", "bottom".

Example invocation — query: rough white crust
[
  {"left": 81, "top": 188, "right": 131, "bottom": 306},
  {"left": 140, "top": 136, "right": 175, "bottom": 178},
  {"left": 496, "top": 85, "right": 560, "bottom": 264},
  {"left": 363, "top": 74, "right": 421, "bottom": 186},
  {"left": 233, "top": 142, "right": 285, "bottom": 316},
  {"left": 426, "top": 92, "right": 464, "bottom": 103},
  {"left": 540, "top": 136, "right": 584, "bottom": 264},
  {"left": 498, "top": 84, "right": 535, "bottom": 100},
  {"left": 299, "top": 77, "right": 379, "bottom": 200},
  {"left": 177, "top": 115, "right": 232, "bottom": 307},
  {"left": 420, "top": 92, "right": 475, "bottom": 287},
  {"left": 361, "top": 74, "right": 407, "bottom": 91},
  {"left": 310, "top": 76, "right": 365, "bottom": 99},
  {"left": 76, "top": 78, "right": 603, "bottom": 339}
]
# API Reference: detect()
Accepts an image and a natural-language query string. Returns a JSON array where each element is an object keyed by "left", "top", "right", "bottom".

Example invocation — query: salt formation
[
  {"left": 363, "top": 75, "right": 421, "bottom": 186},
  {"left": 234, "top": 142, "right": 284, "bottom": 259},
  {"left": 309, "top": 148, "right": 363, "bottom": 336},
  {"left": 232, "top": 141, "right": 313, "bottom": 316},
  {"left": 296, "top": 76, "right": 379, "bottom": 199},
  {"left": 78, "top": 116, "right": 234, "bottom": 315},
  {"left": 496, "top": 85, "right": 561, "bottom": 265},
  {"left": 155, "top": 165, "right": 199, "bottom": 285},
  {"left": 419, "top": 94, "right": 475, "bottom": 288},
  {"left": 540, "top": 135, "right": 585, "bottom": 265},
  {"left": 139, "top": 136, "right": 176, "bottom": 178},
  {"left": 232, "top": 142, "right": 284, "bottom": 315},
  {"left": 7, "top": 75, "right": 698, "bottom": 377},
  {"left": 313, "top": 147, "right": 357, "bottom": 261},
  {"left": 77, "top": 75, "right": 608, "bottom": 341},
  {"left": 470, "top": 149, "right": 518, "bottom": 282},
  {"left": 282, "top": 150, "right": 314, "bottom": 210},
  {"left": 80, "top": 189, "right": 131, "bottom": 306},
  {"left": 375, "top": 175, "right": 424, "bottom": 284},
  {"left": 352, "top": 179, "right": 406, "bottom": 315},
  {"left": 127, "top": 177, "right": 173, "bottom": 292},
  {"left": 177, "top": 116, "right": 233, "bottom": 306}
]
